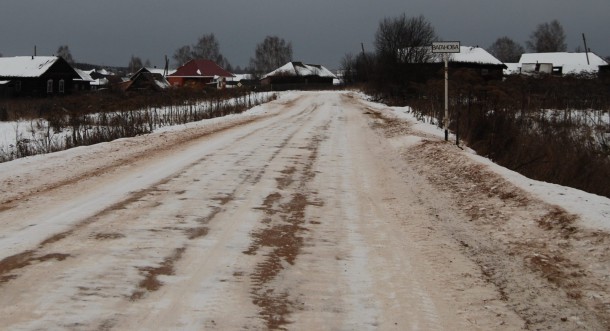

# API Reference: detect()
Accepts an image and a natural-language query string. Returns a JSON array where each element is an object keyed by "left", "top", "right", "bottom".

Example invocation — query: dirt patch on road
[
  {"left": 244, "top": 124, "right": 328, "bottom": 330},
  {"left": 245, "top": 192, "right": 315, "bottom": 330},
  {"left": 0, "top": 251, "right": 71, "bottom": 284},
  {"left": 130, "top": 247, "right": 186, "bottom": 301},
  {"left": 93, "top": 233, "right": 126, "bottom": 240}
]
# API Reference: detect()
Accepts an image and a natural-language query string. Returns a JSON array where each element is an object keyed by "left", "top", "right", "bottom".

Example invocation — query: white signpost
[{"left": 432, "top": 41, "right": 460, "bottom": 142}]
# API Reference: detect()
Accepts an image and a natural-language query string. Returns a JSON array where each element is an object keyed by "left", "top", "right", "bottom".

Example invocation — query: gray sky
[{"left": 1, "top": 0, "right": 609, "bottom": 70}]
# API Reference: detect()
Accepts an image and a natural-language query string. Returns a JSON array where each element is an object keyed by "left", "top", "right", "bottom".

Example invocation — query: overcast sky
[{"left": 1, "top": 0, "right": 608, "bottom": 70}]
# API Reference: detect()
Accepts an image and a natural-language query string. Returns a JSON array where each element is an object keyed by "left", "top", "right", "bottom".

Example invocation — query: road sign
[
  {"left": 432, "top": 41, "right": 461, "bottom": 53},
  {"left": 432, "top": 41, "right": 460, "bottom": 143}
]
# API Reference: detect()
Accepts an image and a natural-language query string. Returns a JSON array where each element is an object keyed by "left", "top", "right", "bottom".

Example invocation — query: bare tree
[
  {"left": 340, "top": 50, "right": 374, "bottom": 84},
  {"left": 488, "top": 37, "right": 525, "bottom": 62},
  {"left": 249, "top": 35, "right": 293, "bottom": 76},
  {"left": 173, "top": 45, "right": 193, "bottom": 67},
  {"left": 526, "top": 20, "right": 567, "bottom": 52},
  {"left": 374, "top": 14, "right": 437, "bottom": 64},
  {"left": 340, "top": 53, "right": 356, "bottom": 84},
  {"left": 190, "top": 33, "right": 231, "bottom": 69},
  {"left": 128, "top": 55, "right": 143, "bottom": 73},
  {"left": 191, "top": 34, "right": 221, "bottom": 60},
  {"left": 56, "top": 45, "right": 75, "bottom": 65}
]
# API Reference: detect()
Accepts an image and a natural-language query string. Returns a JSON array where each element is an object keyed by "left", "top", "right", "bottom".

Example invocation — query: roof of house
[
  {"left": 518, "top": 52, "right": 608, "bottom": 74},
  {"left": 168, "top": 59, "right": 234, "bottom": 78},
  {"left": 118, "top": 67, "right": 170, "bottom": 91},
  {"left": 0, "top": 56, "right": 68, "bottom": 77},
  {"left": 145, "top": 67, "right": 176, "bottom": 76},
  {"left": 229, "top": 73, "right": 255, "bottom": 81},
  {"left": 74, "top": 68, "right": 94, "bottom": 82},
  {"left": 263, "top": 62, "right": 337, "bottom": 79},
  {"left": 430, "top": 46, "right": 506, "bottom": 67}
]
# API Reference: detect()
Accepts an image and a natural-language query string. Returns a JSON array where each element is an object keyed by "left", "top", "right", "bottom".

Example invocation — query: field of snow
[{"left": 0, "top": 91, "right": 276, "bottom": 161}]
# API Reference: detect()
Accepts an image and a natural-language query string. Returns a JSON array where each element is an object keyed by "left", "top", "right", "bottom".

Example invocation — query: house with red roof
[{"left": 166, "top": 59, "right": 234, "bottom": 88}]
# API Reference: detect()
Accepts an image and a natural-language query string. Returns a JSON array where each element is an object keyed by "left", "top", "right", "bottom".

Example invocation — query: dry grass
[{"left": 367, "top": 73, "right": 610, "bottom": 198}]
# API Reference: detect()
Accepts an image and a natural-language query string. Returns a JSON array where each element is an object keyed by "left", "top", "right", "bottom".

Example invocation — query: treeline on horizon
[{"left": 33, "top": 34, "right": 294, "bottom": 77}]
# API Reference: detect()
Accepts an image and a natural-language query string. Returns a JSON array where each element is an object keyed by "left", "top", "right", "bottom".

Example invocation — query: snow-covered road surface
[{"left": 0, "top": 91, "right": 608, "bottom": 330}]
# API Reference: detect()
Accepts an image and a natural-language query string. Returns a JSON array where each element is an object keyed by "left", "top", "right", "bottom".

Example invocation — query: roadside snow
[{"left": 357, "top": 94, "right": 610, "bottom": 232}]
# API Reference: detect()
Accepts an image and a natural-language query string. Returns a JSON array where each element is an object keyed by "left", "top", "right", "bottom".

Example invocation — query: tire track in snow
[
  {"left": 0, "top": 101, "right": 317, "bottom": 283},
  {"left": 244, "top": 120, "right": 329, "bottom": 329},
  {"left": 0, "top": 97, "right": 326, "bottom": 330}
]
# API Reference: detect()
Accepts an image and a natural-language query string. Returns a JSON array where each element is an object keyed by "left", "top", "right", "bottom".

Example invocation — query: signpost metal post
[{"left": 432, "top": 41, "right": 460, "bottom": 142}]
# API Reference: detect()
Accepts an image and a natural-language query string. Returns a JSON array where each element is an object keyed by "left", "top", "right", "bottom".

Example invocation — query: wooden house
[
  {"left": 116, "top": 67, "right": 170, "bottom": 92},
  {"left": 261, "top": 62, "right": 336, "bottom": 90},
  {"left": 432, "top": 46, "right": 507, "bottom": 80},
  {"left": 0, "top": 56, "right": 80, "bottom": 97},
  {"left": 74, "top": 68, "right": 94, "bottom": 91},
  {"left": 390, "top": 46, "right": 507, "bottom": 87},
  {"left": 517, "top": 52, "right": 608, "bottom": 76},
  {"left": 166, "top": 59, "right": 234, "bottom": 88}
]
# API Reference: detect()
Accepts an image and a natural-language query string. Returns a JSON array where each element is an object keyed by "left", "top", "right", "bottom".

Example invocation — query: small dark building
[
  {"left": 74, "top": 68, "right": 94, "bottom": 92},
  {"left": 599, "top": 64, "right": 610, "bottom": 83},
  {"left": 0, "top": 56, "right": 80, "bottom": 97},
  {"left": 261, "top": 62, "right": 336, "bottom": 90},
  {"left": 116, "top": 67, "right": 170, "bottom": 92}
]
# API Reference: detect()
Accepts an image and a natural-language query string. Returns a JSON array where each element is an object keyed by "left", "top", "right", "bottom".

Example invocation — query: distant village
[
  {"left": 0, "top": 46, "right": 608, "bottom": 98},
  {"left": 0, "top": 52, "right": 340, "bottom": 98}
]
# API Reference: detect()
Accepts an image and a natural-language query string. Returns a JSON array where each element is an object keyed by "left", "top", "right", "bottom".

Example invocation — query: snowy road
[{"left": 0, "top": 92, "right": 608, "bottom": 330}]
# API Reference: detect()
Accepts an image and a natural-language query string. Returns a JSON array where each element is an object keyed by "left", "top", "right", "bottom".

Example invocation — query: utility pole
[
  {"left": 163, "top": 55, "right": 169, "bottom": 77},
  {"left": 444, "top": 53, "right": 449, "bottom": 141},
  {"left": 582, "top": 33, "right": 590, "bottom": 65}
]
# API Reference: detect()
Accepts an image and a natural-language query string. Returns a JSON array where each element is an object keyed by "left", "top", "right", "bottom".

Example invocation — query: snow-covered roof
[
  {"left": 263, "top": 62, "right": 337, "bottom": 79},
  {"left": 90, "top": 78, "right": 109, "bottom": 86},
  {"left": 97, "top": 68, "right": 114, "bottom": 76},
  {"left": 146, "top": 67, "right": 176, "bottom": 76},
  {"left": 430, "top": 46, "right": 505, "bottom": 66},
  {"left": 0, "top": 56, "right": 61, "bottom": 77},
  {"left": 503, "top": 63, "right": 521, "bottom": 75},
  {"left": 74, "top": 68, "right": 94, "bottom": 82},
  {"left": 155, "top": 79, "right": 171, "bottom": 89},
  {"left": 518, "top": 52, "right": 608, "bottom": 74},
  {"left": 230, "top": 73, "right": 254, "bottom": 81}
]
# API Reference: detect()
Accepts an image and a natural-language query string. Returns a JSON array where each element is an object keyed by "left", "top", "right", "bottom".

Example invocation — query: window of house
[
  {"left": 15, "top": 81, "right": 21, "bottom": 92},
  {"left": 47, "top": 79, "right": 53, "bottom": 93},
  {"left": 59, "top": 79, "right": 65, "bottom": 93}
]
